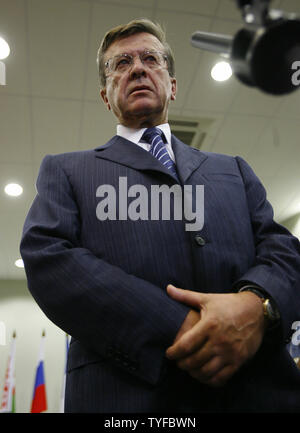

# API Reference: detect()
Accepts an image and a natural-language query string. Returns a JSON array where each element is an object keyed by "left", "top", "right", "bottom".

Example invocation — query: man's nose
[{"left": 129, "top": 56, "right": 147, "bottom": 79}]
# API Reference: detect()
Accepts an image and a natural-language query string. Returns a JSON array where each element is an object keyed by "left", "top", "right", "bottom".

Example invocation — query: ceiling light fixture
[
  {"left": 0, "top": 36, "right": 10, "bottom": 60},
  {"left": 4, "top": 183, "right": 23, "bottom": 197},
  {"left": 0, "top": 36, "right": 9, "bottom": 85},
  {"left": 15, "top": 259, "right": 24, "bottom": 268},
  {"left": 211, "top": 61, "right": 233, "bottom": 82}
]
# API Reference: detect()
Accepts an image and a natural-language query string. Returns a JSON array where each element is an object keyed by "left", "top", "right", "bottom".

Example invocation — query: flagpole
[{"left": 7, "top": 331, "right": 16, "bottom": 412}]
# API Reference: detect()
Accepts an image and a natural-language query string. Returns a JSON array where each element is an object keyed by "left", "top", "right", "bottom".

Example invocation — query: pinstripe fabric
[
  {"left": 142, "top": 127, "right": 179, "bottom": 181},
  {"left": 20, "top": 134, "right": 300, "bottom": 413}
]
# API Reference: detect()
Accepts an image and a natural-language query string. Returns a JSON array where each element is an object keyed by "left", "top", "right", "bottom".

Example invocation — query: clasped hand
[{"left": 165, "top": 285, "right": 266, "bottom": 387}]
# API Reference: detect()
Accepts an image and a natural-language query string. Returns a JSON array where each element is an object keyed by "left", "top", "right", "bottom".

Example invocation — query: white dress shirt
[{"left": 116, "top": 123, "right": 176, "bottom": 162}]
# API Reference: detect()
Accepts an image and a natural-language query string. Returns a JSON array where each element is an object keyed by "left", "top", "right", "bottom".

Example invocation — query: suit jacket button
[{"left": 195, "top": 234, "right": 205, "bottom": 246}]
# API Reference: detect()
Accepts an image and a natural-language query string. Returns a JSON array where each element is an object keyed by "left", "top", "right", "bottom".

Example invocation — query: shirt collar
[{"left": 117, "top": 123, "right": 171, "bottom": 145}]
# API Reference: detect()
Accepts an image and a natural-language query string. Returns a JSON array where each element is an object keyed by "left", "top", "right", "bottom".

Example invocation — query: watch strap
[{"left": 238, "top": 286, "right": 281, "bottom": 330}]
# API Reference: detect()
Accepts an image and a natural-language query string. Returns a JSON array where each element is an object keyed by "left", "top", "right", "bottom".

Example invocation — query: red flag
[{"left": 31, "top": 330, "right": 47, "bottom": 413}]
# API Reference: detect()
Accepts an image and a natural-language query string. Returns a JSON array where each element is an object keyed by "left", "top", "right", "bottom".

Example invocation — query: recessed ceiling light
[
  {"left": 4, "top": 183, "right": 23, "bottom": 197},
  {"left": 0, "top": 37, "right": 10, "bottom": 60},
  {"left": 211, "top": 61, "right": 232, "bottom": 82},
  {"left": 15, "top": 259, "right": 24, "bottom": 268}
]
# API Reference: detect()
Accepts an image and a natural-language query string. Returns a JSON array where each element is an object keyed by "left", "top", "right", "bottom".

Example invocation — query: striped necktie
[{"left": 142, "top": 127, "right": 179, "bottom": 181}]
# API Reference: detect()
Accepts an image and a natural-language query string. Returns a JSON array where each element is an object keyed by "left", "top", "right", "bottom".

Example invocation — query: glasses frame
[{"left": 104, "top": 50, "right": 168, "bottom": 77}]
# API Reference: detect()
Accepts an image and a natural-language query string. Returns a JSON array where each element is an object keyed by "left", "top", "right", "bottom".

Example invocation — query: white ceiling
[{"left": 0, "top": 0, "right": 300, "bottom": 280}]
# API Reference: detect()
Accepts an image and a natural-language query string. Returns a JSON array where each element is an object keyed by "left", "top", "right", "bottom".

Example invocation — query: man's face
[{"left": 100, "top": 32, "right": 177, "bottom": 128}]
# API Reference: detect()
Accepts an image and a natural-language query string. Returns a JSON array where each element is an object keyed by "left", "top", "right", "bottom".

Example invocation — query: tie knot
[{"left": 142, "top": 127, "right": 164, "bottom": 145}]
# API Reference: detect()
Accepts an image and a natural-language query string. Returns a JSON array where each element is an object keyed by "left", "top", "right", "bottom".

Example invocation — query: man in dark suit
[{"left": 20, "top": 18, "right": 300, "bottom": 412}]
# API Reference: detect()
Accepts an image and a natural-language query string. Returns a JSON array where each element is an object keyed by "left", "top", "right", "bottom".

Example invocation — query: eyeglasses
[{"left": 104, "top": 50, "right": 168, "bottom": 75}]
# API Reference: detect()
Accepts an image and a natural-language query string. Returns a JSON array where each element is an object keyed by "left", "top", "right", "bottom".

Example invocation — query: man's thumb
[{"left": 166, "top": 284, "right": 205, "bottom": 309}]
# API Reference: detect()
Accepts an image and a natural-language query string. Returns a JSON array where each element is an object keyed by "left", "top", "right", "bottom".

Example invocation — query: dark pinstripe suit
[{"left": 20, "top": 134, "right": 300, "bottom": 412}]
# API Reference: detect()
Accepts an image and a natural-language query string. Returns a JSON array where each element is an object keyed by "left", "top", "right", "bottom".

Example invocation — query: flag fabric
[
  {"left": 0, "top": 331, "right": 16, "bottom": 413},
  {"left": 11, "top": 384, "right": 16, "bottom": 413},
  {"left": 31, "top": 331, "right": 47, "bottom": 413},
  {"left": 60, "top": 333, "right": 70, "bottom": 413}
]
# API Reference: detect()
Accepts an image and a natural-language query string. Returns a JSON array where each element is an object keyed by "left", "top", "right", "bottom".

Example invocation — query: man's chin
[{"left": 126, "top": 99, "right": 163, "bottom": 117}]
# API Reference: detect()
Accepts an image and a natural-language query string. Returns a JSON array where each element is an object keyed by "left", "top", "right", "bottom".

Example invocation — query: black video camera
[{"left": 191, "top": 0, "right": 300, "bottom": 95}]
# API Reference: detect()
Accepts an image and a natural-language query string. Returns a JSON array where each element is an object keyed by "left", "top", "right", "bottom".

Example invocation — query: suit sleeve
[
  {"left": 20, "top": 154, "right": 190, "bottom": 385},
  {"left": 234, "top": 156, "right": 300, "bottom": 344}
]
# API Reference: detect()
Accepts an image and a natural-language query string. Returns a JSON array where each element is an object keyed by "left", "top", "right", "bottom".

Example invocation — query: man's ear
[
  {"left": 170, "top": 77, "right": 177, "bottom": 101},
  {"left": 100, "top": 88, "right": 111, "bottom": 111}
]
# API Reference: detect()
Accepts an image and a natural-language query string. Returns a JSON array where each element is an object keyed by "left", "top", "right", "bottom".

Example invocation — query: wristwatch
[{"left": 239, "top": 286, "right": 281, "bottom": 329}]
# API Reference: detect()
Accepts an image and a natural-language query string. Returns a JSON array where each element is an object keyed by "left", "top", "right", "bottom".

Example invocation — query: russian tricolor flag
[{"left": 31, "top": 331, "right": 47, "bottom": 413}]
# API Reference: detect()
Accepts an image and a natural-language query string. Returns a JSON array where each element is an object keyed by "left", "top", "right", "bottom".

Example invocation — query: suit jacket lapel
[
  {"left": 95, "top": 135, "right": 179, "bottom": 182},
  {"left": 94, "top": 135, "right": 207, "bottom": 184},
  {"left": 171, "top": 135, "right": 208, "bottom": 183}
]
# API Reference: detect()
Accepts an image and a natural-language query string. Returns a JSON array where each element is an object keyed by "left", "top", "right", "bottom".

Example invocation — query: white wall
[
  {"left": 281, "top": 213, "right": 300, "bottom": 241},
  {"left": 0, "top": 280, "right": 66, "bottom": 413}
]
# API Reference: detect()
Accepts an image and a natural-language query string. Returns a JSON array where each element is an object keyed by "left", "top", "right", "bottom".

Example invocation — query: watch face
[{"left": 265, "top": 299, "right": 280, "bottom": 322}]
